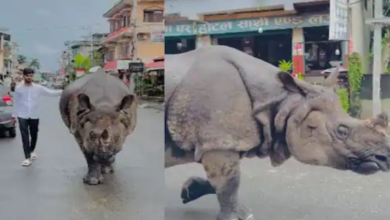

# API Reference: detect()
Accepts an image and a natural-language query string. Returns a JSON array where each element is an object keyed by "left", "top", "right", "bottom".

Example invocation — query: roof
[{"left": 103, "top": 0, "right": 132, "bottom": 18}]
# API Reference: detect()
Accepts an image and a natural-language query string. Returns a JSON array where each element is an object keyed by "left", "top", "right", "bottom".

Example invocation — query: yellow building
[{"left": 102, "top": 0, "right": 164, "bottom": 73}]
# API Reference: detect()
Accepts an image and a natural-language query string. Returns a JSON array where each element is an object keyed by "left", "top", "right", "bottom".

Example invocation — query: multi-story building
[
  {"left": 165, "top": 0, "right": 351, "bottom": 75},
  {"left": 68, "top": 33, "right": 108, "bottom": 59},
  {"left": 0, "top": 31, "right": 11, "bottom": 79},
  {"left": 60, "top": 33, "right": 108, "bottom": 75},
  {"left": 102, "top": 0, "right": 164, "bottom": 73}
]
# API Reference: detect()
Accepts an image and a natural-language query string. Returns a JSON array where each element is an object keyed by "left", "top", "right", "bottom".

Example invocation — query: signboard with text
[
  {"left": 151, "top": 31, "right": 165, "bottom": 43},
  {"left": 165, "top": 14, "right": 330, "bottom": 37},
  {"left": 329, "top": 0, "right": 349, "bottom": 40},
  {"left": 128, "top": 62, "right": 144, "bottom": 73}
]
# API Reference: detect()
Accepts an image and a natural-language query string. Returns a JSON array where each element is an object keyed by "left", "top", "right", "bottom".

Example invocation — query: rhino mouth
[{"left": 351, "top": 155, "right": 390, "bottom": 175}]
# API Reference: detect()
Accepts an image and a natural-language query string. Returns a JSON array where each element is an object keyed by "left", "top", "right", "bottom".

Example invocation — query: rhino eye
[
  {"left": 336, "top": 125, "right": 349, "bottom": 139},
  {"left": 89, "top": 131, "right": 95, "bottom": 139}
]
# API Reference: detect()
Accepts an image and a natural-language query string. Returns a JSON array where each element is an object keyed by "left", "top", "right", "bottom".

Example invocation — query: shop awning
[
  {"left": 103, "top": 60, "right": 117, "bottom": 70},
  {"left": 153, "top": 56, "right": 164, "bottom": 62},
  {"left": 146, "top": 61, "right": 164, "bottom": 69}
]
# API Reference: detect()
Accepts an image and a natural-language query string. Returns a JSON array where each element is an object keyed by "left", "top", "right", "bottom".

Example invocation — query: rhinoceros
[
  {"left": 59, "top": 68, "right": 137, "bottom": 185},
  {"left": 165, "top": 46, "right": 390, "bottom": 220}
]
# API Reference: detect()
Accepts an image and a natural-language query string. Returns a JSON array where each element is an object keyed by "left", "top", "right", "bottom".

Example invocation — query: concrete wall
[{"left": 359, "top": 74, "right": 390, "bottom": 119}]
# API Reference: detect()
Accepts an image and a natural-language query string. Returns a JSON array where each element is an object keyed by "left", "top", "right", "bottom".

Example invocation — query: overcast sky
[{"left": 0, "top": 0, "right": 113, "bottom": 72}]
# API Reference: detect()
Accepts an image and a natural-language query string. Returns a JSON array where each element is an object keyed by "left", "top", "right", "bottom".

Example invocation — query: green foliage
[
  {"left": 278, "top": 60, "right": 293, "bottom": 72},
  {"left": 73, "top": 53, "right": 91, "bottom": 73},
  {"left": 297, "top": 73, "right": 304, "bottom": 80},
  {"left": 337, "top": 88, "right": 350, "bottom": 113},
  {"left": 17, "top": 55, "right": 27, "bottom": 64},
  {"left": 348, "top": 52, "right": 364, "bottom": 94},
  {"left": 29, "top": 58, "right": 40, "bottom": 70},
  {"left": 348, "top": 52, "right": 364, "bottom": 117}
]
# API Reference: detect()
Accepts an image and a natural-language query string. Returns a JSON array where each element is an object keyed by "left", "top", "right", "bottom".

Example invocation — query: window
[
  {"left": 106, "top": 50, "right": 114, "bottom": 61},
  {"left": 125, "top": 16, "right": 130, "bottom": 27},
  {"left": 144, "top": 10, "right": 163, "bottom": 22},
  {"left": 121, "top": 44, "right": 130, "bottom": 57},
  {"left": 122, "top": 16, "right": 126, "bottom": 28},
  {"left": 110, "top": 21, "right": 115, "bottom": 33}
]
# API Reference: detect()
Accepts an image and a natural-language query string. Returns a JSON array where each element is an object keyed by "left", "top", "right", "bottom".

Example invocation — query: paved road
[
  {"left": 0, "top": 97, "right": 164, "bottom": 220},
  {"left": 166, "top": 154, "right": 390, "bottom": 220}
]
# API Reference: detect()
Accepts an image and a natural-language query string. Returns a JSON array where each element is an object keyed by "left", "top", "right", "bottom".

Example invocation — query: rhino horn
[
  {"left": 363, "top": 112, "right": 389, "bottom": 133},
  {"left": 323, "top": 65, "right": 340, "bottom": 88}
]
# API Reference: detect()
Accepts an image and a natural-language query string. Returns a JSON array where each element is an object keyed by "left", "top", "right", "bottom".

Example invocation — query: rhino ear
[
  {"left": 277, "top": 72, "right": 306, "bottom": 95},
  {"left": 77, "top": 93, "right": 94, "bottom": 110},
  {"left": 117, "top": 94, "right": 135, "bottom": 111}
]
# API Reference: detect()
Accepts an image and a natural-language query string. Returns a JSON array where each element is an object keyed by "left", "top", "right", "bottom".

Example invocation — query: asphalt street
[
  {"left": 165, "top": 150, "right": 390, "bottom": 220},
  {"left": 0, "top": 97, "right": 164, "bottom": 220}
]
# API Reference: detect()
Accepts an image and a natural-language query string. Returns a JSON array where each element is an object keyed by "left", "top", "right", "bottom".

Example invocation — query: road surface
[
  {"left": 166, "top": 152, "right": 390, "bottom": 220},
  {"left": 0, "top": 97, "right": 164, "bottom": 220}
]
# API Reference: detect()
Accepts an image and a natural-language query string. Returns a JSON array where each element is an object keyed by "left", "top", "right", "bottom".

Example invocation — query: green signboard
[{"left": 165, "top": 14, "right": 329, "bottom": 37}]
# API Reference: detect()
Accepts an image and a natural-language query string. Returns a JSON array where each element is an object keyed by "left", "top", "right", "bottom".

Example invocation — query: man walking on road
[{"left": 13, "top": 68, "right": 63, "bottom": 167}]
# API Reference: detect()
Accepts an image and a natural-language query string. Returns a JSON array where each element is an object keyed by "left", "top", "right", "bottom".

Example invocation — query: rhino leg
[
  {"left": 82, "top": 152, "right": 104, "bottom": 185},
  {"left": 101, "top": 156, "right": 116, "bottom": 174},
  {"left": 201, "top": 150, "right": 253, "bottom": 220},
  {"left": 181, "top": 176, "right": 215, "bottom": 203}
]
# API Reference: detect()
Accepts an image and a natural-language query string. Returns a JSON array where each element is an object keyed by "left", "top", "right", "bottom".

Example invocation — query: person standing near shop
[{"left": 13, "top": 68, "right": 63, "bottom": 167}]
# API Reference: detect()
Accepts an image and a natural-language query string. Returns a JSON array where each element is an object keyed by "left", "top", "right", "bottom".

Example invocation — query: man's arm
[
  {"left": 38, "top": 84, "right": 62, "bottom": 96},
  {"left": 12, "top": 87, "right": 20, "bottom": 115}
]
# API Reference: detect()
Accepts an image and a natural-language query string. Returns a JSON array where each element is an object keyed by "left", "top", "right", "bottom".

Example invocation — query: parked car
[{"left": 0, "top": 83, "right": 16, "bottom": 138}]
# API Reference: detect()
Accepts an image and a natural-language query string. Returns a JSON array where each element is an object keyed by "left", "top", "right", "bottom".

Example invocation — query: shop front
[{"left": 165, "top": 12, "right": 347, "bottom": 74}]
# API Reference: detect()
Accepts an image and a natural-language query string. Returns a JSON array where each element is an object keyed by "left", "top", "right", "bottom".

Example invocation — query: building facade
[
  {"left": 0, "top": 32, "right": 11, "bottom": 79},
  {"left": 165, "top": 0, "right": 349, "bottom": 75},
  {"left": 102, "top": 0, "right": 164, "bottom": 73}
]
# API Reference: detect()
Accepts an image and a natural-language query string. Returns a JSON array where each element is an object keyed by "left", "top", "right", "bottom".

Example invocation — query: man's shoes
[
  {"left": 21, "top": 159, "right": 32, "bottom": 167},
  {"left": 31, "top": 152, "right": 38, "bottom": 160}
]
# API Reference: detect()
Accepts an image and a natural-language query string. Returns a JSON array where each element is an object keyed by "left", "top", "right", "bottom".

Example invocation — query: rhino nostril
[{"left": 374, "top": 155, "right": 388, "bottom": 163}]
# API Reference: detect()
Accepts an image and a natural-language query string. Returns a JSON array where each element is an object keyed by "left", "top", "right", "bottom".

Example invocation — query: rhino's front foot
[
  {"left": 217, "top": 209, "right": 254, "bottom": 220},
  {"left": 83, "top": 165, "right": 104, "bottom": 185},
  {"left": 181, "top": 176, "right": 215, "bottom": 204},
  {"left": 101, "top": 163, "right": 115, "bottom": 174},
  {"left": 201, "top": 150, "right": 254, "bottom": 220}
]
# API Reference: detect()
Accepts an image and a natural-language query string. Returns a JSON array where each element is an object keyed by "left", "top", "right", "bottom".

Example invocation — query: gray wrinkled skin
[
  {"left": 165, "top": 46, "right": 390, "bottom": 220},
  {"left": 59, "top": 69, "right": 137, "bottom": 185}
]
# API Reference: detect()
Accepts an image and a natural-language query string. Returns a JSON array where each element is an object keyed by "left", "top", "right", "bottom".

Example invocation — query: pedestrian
[{"left": 13, "top": 68, "right": 63, "bottom": 167}]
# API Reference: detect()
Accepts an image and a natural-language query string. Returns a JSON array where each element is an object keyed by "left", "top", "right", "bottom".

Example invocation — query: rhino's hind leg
[
  {"left": 181, "top": 176, "right": 215, "bottom": 204},
  {"left": 201, "top": 150, "right": 253, "bottom": 220},
  {"left": 83, "top": 152, "right": 104, "bottom": 185}
]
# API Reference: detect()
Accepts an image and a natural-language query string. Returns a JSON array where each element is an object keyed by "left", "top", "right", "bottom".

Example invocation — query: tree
[
  {"left": 29, "top": 58, "right": 41, "bottom": 70},
  {"left": 17, "top": 55, "right": 27, "bottom": 64}
]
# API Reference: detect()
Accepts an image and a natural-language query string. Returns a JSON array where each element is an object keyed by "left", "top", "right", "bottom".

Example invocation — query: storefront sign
[
  {"left": 329, "top": 0, "right": 349, "bottom": 40},
  {"left": 151, "top": 31, "right": 165, "bottom": 43},
  {"left": 128, "top": 62, "right": 144, "bottom": 73},
  {"left": 117, "top": 60, "right": 132, "bottom": 70},
  {"left": 165, "top": 14, "right": 329, "bottom": 37}
]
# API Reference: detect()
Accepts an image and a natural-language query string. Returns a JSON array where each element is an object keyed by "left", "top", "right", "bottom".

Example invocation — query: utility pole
[
  {"left": 129, "top": 0, "right": 138, "bottom": 91},
  {"left": 89, "top": 25, "right": 94, "bottom": 67},
  {"left": 366, "top": 0, "right": 389, "bottom": 116}
]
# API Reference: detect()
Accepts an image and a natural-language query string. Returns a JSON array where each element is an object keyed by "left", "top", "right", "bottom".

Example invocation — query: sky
[{"left": 0, "top": 0, "right": 114, "bottom": 72}]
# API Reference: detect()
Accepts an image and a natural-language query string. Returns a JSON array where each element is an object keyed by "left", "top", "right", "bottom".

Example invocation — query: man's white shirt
[{"left": 13, "top": 82, "right": 62, "bottom": 119}]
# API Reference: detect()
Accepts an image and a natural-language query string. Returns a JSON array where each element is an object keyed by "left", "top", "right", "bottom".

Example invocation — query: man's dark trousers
[{"left": 18, "top": 118, "right": 39, "bottom": 159}]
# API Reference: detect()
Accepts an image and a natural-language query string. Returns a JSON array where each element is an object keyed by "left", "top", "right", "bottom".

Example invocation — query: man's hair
[{"left": 23, "top": 68, "right": 34, "bottom": 75}]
